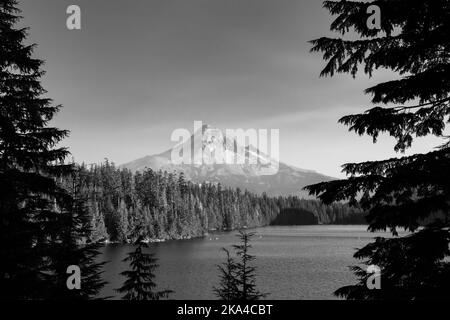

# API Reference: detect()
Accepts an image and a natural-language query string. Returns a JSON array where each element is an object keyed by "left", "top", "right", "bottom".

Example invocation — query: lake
[{"left": 99, "top": 225, "right": 399, "bottom": 300}]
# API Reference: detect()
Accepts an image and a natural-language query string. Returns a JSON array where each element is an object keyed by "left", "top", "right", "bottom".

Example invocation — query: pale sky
[{"left": 19, "top": 0, "right": 443, "bottom": 178}]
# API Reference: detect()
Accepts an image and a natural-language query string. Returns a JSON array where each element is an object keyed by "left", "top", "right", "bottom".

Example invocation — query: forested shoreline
[{"left": 67, "top": 161, "right": 365, "bottom": 244}]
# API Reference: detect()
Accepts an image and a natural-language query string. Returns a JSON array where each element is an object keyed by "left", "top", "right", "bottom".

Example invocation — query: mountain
[{"left": 121, "top": 124, "right": 335, "bottom": 196}]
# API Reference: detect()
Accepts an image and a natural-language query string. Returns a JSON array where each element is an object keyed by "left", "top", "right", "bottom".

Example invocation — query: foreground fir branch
[{"left": 306, "top": 0, "right": 450, "bottom": 300}]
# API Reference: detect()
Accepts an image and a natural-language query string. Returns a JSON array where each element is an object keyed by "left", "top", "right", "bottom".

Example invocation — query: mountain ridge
[{"left": 121, "top": 125, "right": 335, "bottom": 196}]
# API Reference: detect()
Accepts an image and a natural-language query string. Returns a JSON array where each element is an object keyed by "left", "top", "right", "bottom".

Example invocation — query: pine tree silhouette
[
  {"left": 214, "top": 248, "right": 239, "bottom": 300},
  {"left": 0, "top": 0, "right": 80, "bottom": 299},
  {"left": 215, "top": 230, "right": 266, "bottom": 300},
  {"left": 116, "top": 228, "right": 172, "bottom": 300},
  {"left": 306, "top": 0, "right": 450, "bottom": 299},
  {"left": 233, "top": 231, "right": 267, "bottom": 300}
]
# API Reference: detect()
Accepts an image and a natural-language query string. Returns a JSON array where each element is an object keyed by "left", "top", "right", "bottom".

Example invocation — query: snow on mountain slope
[{"left": 121, "top": 124, "right": 334, "bottom": 196}]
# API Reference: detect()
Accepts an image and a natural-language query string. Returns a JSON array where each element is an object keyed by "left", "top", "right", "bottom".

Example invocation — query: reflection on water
[{"left": 99, "top": 225, "right": 402, "bottom": 300}]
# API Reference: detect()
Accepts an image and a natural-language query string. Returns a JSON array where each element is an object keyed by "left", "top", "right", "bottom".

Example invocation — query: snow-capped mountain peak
[{"left": 121, "top": 124, "right": 334, "bottom": 196}]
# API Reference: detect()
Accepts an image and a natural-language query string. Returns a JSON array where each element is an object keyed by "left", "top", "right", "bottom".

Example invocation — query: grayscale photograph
[{"left": 0, "top": 0, "right": 449, "bottom": 315}]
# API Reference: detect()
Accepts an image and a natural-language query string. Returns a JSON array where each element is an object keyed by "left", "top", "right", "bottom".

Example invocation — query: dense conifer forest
[{"left": 67, "top": 161, "right": 365, "bottom": 243}]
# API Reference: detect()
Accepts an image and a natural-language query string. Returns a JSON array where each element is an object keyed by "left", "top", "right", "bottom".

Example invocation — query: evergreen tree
[
  {"left": 214, "top": 248, "right": 239, "bottom": 300},
  {"left": 233, "top": 230, "right": 266, "bottom": 300},
  {"left": 0, "top": 0, "right": 74, "bottom": 299},
  {"left": 117, "top": 199, "right": 129, "bottom": 242},
  {"left": 215, "top": 230, "right": 266, "bottom": 301},
  {"left": 116, "top": 232, "right": 172, "bottom": 300},
  {"left": 178, "top": 172, "right": 188, "bottom": 197},
  {"left": 52, "top": 168, "right": 106, "bottom": 299},
  {"left": 306, "top": 0, "right": 450, "bottom": 299},
  {"left": 89, "top": 201, "right": 108, "bottom": 242}
]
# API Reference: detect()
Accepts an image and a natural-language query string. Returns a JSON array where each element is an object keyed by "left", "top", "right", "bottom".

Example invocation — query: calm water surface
[{"left": 99, "top": 225, "right": 401, "bottom": 300}]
